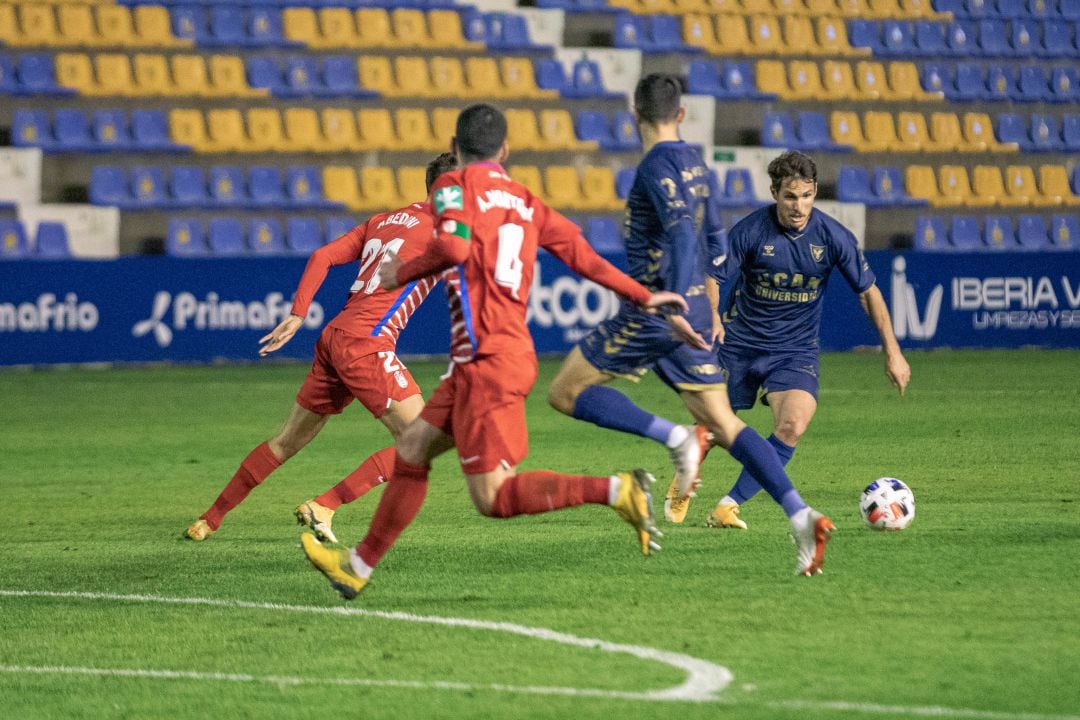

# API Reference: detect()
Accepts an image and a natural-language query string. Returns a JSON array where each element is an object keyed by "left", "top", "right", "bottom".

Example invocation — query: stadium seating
[
  {"left": 0, "top": 220, "right": 29, "bottom": 260},
  {"left": 982, "top": 214, "right": 1018, "bottom": 250},
  {"left": 1050, "top": 214, "right": 1080, "bottom": 250},
  {"left": 34, "top": 222, "right": 72, "bottom": 259},
  {"left": 208, "top": 218, "right": 247, "bottom": 256}
]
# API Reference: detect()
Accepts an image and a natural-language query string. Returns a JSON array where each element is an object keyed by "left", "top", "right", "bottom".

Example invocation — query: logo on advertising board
[
  {"left": 952, "top": 272, "right": 1080, "bottom": 331},
  {"left": 891, "top": 257, "right": 943, "bottom": 341},
  {"left": 132, "top": 291, "right": 323, "bottom": 348},
  {"left": 527, "top": 266, "right": 619, "bottom": 343},
  {"left": 0, "top": 293, "right": 99, "bottom": 334}
]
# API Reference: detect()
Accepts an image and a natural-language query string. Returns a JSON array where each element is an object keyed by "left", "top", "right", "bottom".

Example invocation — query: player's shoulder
[{"left": 370, "top": 202, "right": 434, "bottom": 234}]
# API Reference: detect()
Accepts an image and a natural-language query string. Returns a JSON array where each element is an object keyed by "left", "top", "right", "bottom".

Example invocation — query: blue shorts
[
  {"left": 579, "top": 309, "right": 727, "bottom": 391},
  {"left": 716, "top": 344, "right": 820, "bottom": 410}
]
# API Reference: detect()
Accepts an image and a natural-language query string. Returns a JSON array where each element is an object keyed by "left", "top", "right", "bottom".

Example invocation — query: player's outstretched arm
[
  {"left": 859, "top": 284, "right": 911, "bottom": 396},
  {"left": 259, "top": 314, "right": 304, "bottom": 357}
]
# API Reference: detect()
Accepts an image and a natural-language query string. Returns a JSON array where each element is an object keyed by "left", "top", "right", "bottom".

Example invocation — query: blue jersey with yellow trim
[
  {"left": 624, "top": 141, "right": 725, "bottom": 330},
  {"left": 717, "top": 205, "right": 874, "bottom": 351}
]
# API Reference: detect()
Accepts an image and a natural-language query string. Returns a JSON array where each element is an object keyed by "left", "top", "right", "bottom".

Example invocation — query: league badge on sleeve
[{"left": 435, "top": 185, "right": 464, "bottom": 214}]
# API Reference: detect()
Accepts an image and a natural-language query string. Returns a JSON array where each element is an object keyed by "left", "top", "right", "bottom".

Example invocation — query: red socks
[
  {"left": 356, "top": 455, "right": 430, "bottom": 568},
  {"left": 490, "top": 470, "right": 609, "bottom": 518},
  {"left": 315, "top": 446, "right": 395, "bottom": 510},
  {"left": 201, "top": 442, "right": 282, "bottom": 530}
]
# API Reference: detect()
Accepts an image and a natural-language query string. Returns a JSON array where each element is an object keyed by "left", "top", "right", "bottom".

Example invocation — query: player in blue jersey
[
  {"left": 690, "top": 150, "right": 910, "bottom": 531},
  {"left": 548, "top": 75, "right": 835, "bottom": 575}
]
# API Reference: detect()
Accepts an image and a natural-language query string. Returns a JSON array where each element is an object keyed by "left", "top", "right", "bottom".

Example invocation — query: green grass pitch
[{"left": 2, "top": 349, "right": 1079, "bottom": 720}]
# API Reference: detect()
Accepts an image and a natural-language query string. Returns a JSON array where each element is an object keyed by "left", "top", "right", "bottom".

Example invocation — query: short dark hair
[
  {"left": 767, "top": 151, "right": 818, "bottom": 193},
  {"left": 425, "top": 152, "right": 458, "bottom": 193},
  {"left": 633, "top": 74, "right": 682, "bottom": 124},
  {"left": 454, "top": 104, "right": 507, "bottom": 161}
]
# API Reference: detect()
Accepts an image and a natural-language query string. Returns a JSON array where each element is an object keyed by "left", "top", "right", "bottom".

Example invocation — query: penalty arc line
[{"left": 2, "top": 589, "right": 1079, "bottom": 720}]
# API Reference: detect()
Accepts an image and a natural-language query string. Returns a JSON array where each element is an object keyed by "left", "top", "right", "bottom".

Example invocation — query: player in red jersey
[
  {"left": 301, "top": 105, "right": 690, "bottom": 600},
  {"left": 184, "top": 153, "right": 458, "bottom": 542}
]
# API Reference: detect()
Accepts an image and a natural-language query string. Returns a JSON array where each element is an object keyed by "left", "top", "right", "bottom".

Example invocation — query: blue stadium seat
[
  {"left": 249, "top": 166, "right": 286, "bottom": 208},
  {"left": 249, "top": 218, "right": 285, "bottom": 255},
  {"left": 837, "top": 166, "right": 874, "bottom": 204},
  {"left": 797, "top": 111, "right": 848, "bottom": 151},
  {"left": 246, "top": 57, "right": 288, "bottom": 96},
  {"left": 1062, "top": 0, "right": 1080, "bottom": 18},
  {"left": 761, "top": 112, "right": 796, "bottom": 149},
  {"left": 34, "top": 222, "right": 71, "bottom": 258},
  {"left": 1016, "top": 215, "right": 1048, "bottom": 250},
  {"left": 847, "top": 19, "right": 881, "bottom": 54},
  {"left": 982, "top": 214, "right": 1017, "bottom": 250},
  {"left": 586, "top": 217, "right": 622, "bottom": 253},
  {"left": 576, "top": 111, "right": 617, "bottom": 150},
  {"left": 486, "top": 13, "right": 542, "bottom": 51},
  {"left": 648, "top": 15, "right": 694, "bottom": 53},
  {"left": 1017, "top": 66, "right": 1052, "bottom": 102},
  {"left": 614, "top": 13, "right": 645, "bottom": 50},
  {"left": 0, "top": 54, "right": 19, "bottom": 95},
  {"left": 962, "top": 0, "right": 991, "bottom": 20},
  {"left": 54, "top": 109, "right": 96, "bottom": 152},
  {"left": 995, "top": 112, "right": 1028, "bottom": 146},
  {"left": 535, "top": 59, "right": 568, "bottom": 95},
  {"left": 1050, "top": 214, "right": 1080, "bottom": 250},
  {"left": 569, "top": 58, "right": 621, "bottom": 99},
  {"left": 610, "top": 111, "right": 641, "bottom": 151},
  {"left": 946, "top": 20, "right": 977, "bottom": 56},
  {"left": 717, "top": 168, "right": 758, "bottom": 207},
  {"left": 1073, "top": 164, "right": 1080, "bottom": 195},
  {"left": 131, "top": 110, "right": 184, "bottom": 152},
  {"left": 0, "top": 220, "right": 29, "bottom": 260},
  {"left": 1028, "top": 113, "right": 1063, "bottom": 151},
  {"left": 719, "top": 61, "right": 773, "bottom": 100},
  {"left": 984, "top": 64, "right": 1016, "bottom": 101},
  {"left": 16, "top": 54, "right": 75, "bottom": 96},
  {"left": 12, "top": 109, "right": 53, "bottom": 149},
  {"left": 286, "top": 166, "right": 337, "bottom": 209},
  {"left": 209, "top": 166, "right": 247, "bottom": 207},
  {"left": 325, "top": 216, "right": 355, "bottom": 244},
  {"left": 996, "top": 0, "right": 1027, "bottom": 17},
  {"left": 914, "top": 21, "right": 948, "bottom": 55},
  {"left": 953, "top": 63, "right": 986, "bottom": 100},
  {"left": 935, "top": 0, "right": 966, "bottom": 15},
  {"left": 130, "top": 166, "right": 169, "bottom": 209},
  {"left": 873, "top": 166, "right": 923, "bottom": 207},
  {"left": 881, "top": 20, "right": 916, "bottom": 56},
  {"left": 949, "top": 215, "right": 981, "bottom": 250},
  {"left": 166, "top": 219, "right": 208, "bottom": 257},
  {"left": 322, "top": 56, "right": 375, "bottom": 98},
  {"left": 92, "top": 110, "right": 130, "bottom": 151},
  {"left": 978, "top": 19, "right": 1012, "bottom": 56},
  {"left": 286, "top": 218, "right": 323, "bottom": 255},
  {"left": 206, "top": 5, "right": 246, "bottom": 47},
  {"left": 615, "top": 168, "right": 636, "bottom": 199},
  {"left": 1009, "top": 18, "right": 1041, "bottom": 56},
  {"left": 170, "top": 166, "right": 209, "bottom": 207},
  {"left": 1062, "top": 114, "right": 1080, "bottom": 151},
  {"left": 1041, "top": 22, "right": 1074, "bottom": 57},
  {"left": 913, "top": 216, "right": 947, "bottom": 251},
  {"left": 90, "top": 166, "right": 131, "bottom": 207},
  {"left": 248, "top": 7, "right": 292, "bottom": 48},
  {"left": 921, "top": 63, "right": 953, "bottom": 97},
  {"left": 1049, "top": 67, "right": 1079, "bottom": 103},
  {"left": 284, "top": 56, "right": 327, "bottom": 97},
  {"left": 171, "top": 5, "right": 207, "bottom": 45},
  {"left": 687, "top": 60, "right": 723, "bottom": 97},
  {"left": 207, "top": 218, "right": 247, "bottom": 256}
]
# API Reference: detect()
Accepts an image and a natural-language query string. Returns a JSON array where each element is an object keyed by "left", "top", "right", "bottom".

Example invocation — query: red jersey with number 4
[
  {"left": 290, "top": 202, "right": 439, "bottom": 348},
  {"left": 419, "top": 163, "right": 650, "bottom": 362}
]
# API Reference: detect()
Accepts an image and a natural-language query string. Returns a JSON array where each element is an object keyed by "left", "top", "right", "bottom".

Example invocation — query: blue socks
[
  {"left": 571, "top": 386, "right": 675, "bottom": 445},
  {"left": 727, "top": 428, "right": 806, "bottom": 518},
  {"left": 728, "top": 433, "right": 795, "bottom": 505}
]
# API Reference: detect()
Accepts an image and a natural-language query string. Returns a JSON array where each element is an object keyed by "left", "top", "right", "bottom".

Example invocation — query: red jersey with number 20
[
  {"left": 412, "top": 163, "right": 650, "bottom": 362},
  {"left": 290, "top": 203, "right": 439, "bottom": 349}
]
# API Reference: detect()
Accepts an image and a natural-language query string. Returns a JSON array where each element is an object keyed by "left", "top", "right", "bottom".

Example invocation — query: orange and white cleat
[
  {"left": 663, "top": 425, "right": 713, "bottom": 523},
  {"left": 792, "top": 508, "right": 835, "bottom": 576}
]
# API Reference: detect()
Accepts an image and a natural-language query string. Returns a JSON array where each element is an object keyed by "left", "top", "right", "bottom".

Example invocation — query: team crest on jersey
[
  {"left": 810, "top": 244, "right": 826, "bottom": 262},
  {"left": 434, "top": 185, "right": 463, "bottom": 213},
  {"left": 762, "top": 245, "right": 775, "bottom": 257}
]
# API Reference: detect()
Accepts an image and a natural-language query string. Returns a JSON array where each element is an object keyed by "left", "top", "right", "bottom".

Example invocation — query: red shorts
[
  {"left": 296, "top": 327, "right": 421, "bottom": 417},
  {"left": 420, "top": 352, "right": 539, "bottom": 474}
]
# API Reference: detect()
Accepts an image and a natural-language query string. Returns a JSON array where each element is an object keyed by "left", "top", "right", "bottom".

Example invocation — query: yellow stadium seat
[
  {"left": 638, "top": 0, "right": 681, "bottom": 13},
  {"left": 323, "top": 166, "right": 364, "bottom": 211},
  {"left": 96, "top": 5, "right": 137, "bottom": 46},
  {"left": 830, "top": 111, "right": 869, "bottom": 150},
  {"left": 0, "top": 6, "right": 17, "bottom": 46},
  {"left": 284, "top": 108, "right": 326, "bottom": 152},
  {"left": 715, "top": 15, "right": 752, "bottom": 55},
  {"left": 358, "top": 56, "right": 397, "bottom": 96},
  {"left": 505, "top": 109, "right": 545, "bottom": 152},
  {"left": 683, "top": 14, "right": 722, "bottom": 54},
  {"left": 359, "top": 167, "right": 404, "bottom": 211},
  {"left": 774, "top": 0, "right": 810, "bottom": 12},
  {"left": 1038, "top": 166, "right": 1080, "bottom": 207},
  {"left": 283, "top": 8, "right": 320, "bottom": 47},
  {"left": 756, "top": 60, "right": 793, "bottom": 99},
  {"left": 867, "top": 0, "right": 904, "bottom": 17},
  {"left": 169, "top": 109, "right": 211, "bottom": 152},
  {"left": 501, "top": 57, "right": 556, "bottom": 99},
  {"left": 821, "top": 60, "right": 857, "bottom": 100},
  {"left": 132, "top": 53, "right": 174, "bottom": 96},
  {"left": 94, "top": 54, "right": 135, "bottom": 96},
  {"left": 962, "top": 112, "right": 1016, "bottom": 153},
  {"left": 1006, "top": 166, "right": 1057, "bottom": 208},
  {"left": 357, "top": 109, "right": 396, "bottom": 151},
  {"left": 394, "top": 56, "right": 435, "bottom": 97},
  {"left": 429, "top": 10, "right": 481, "bottom": 49},
  {"left": 888, "top": 61, "right": 939, "bottom": 101},
  {"left": 320, "top": 108, "right": 364, "bottom": 152},
  {"left": 895, "top": 111, "right": 930, "bottom": 151},
  {"left": 394, "top": 109, "right": 442, "bottom": 151},
  {"left": 18, "top": 5, "right": 61, "bottom": 46},
  {"left": 170, "top": 55, "right": 212, "bottom": 97},
  {"left": 862, "top": 111, "right": 903, "bottom": 152},
  {"left": 928, "top": 112, "right": 963, "bottom": 152},
  {"left": 673, "top": 0, "right": 721, "bottom": 12},
  {"left": 854, "top": 61, "right": 891, "bottom": 100},
  {"left": 397, "top": 166, "right": 429, "bottom": 204},
  {"left": 356, "top": 8, "right": 393, "bottom": 48},
  {"left": 510, "top": 165, "right": 545, "bottom": 199},
  {"left": 748, "top": 15, "right": 786, "bottom": 55},
  {"left": 904, "top": 165, "right": 944, "bottom": 207},
  {"left": 815, "top": 16, "right": 864, "bottom": 55},
  {"left": 544, "top": 166, "right": 584, "bottom": 210},
  {"left": 787, "top": 60, "right": 827, "bottom": 100},
  {"left": 317, "top": 8, "right": 361, "bottom": 48},
  {"left": 899, "top": 0, "right": 946, "bottom": 18},
  {"left": 540, "top": 109, "right": 596, "bottom": 151},
  {"left": 971, "top": 166, "right": 1022, "bottom": 207},
  {"left": 836, "top": 0, "right": 872, "bottom": 15},
  {"left": 431, "top": 108, "right": 458, "bottom": 148},
  {"left": 581, "top": 167, "right": 622, "bottom": 211},
  {"left": 429, "top": 56, "right": 469, "bottom": 98},
  {"left": 206, "top": 108, "right": 252, "bottom": 152},
  {"left": 55, "top": 52, "right": 95, "bottom": 94},
  {"left": 57, "top": 4, "right": 100, "bottom": 46},
  {"left": 209, "top": 55, "right": 266, "bottom": 98},
  {"left": 134, "top": 5, "right": 190, "bottom": 47},
  {"left": 782, "top": 15, "right": 819, "bottom": 54},
  {"left": 465, "top": 57, "right": 505, "bottom": 98},
  {"left": 391, "top": 9, "right": 433, "bottom": 47},
  {"left": 936, "top": 165, "right": 974, "bottom": 207},
  {"left": 805, "top": 0, "right": 839, "bottom": 11},
  {"left": 246, "top": 109, "right": 287, "bottom": 153},
  {"left": 739, "top": 0, "right": 772, "bottom": 11}
]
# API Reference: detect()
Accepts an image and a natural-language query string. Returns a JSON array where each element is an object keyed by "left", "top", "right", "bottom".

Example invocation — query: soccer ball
[{"left": 859, "top": 477, "right": 915, "bottom": 531}]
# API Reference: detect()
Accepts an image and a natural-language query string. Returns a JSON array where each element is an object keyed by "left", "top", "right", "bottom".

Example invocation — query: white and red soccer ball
[{"left": 860, "top": 477, "right": 915, "bottom": 531}]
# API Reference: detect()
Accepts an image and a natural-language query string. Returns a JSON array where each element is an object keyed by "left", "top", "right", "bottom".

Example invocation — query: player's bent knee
[{"left": 547, "top": 381, "right": 578, "bottom": 416}]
